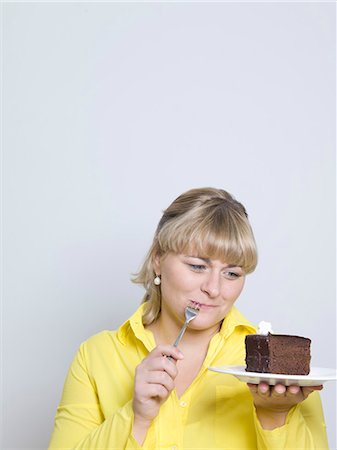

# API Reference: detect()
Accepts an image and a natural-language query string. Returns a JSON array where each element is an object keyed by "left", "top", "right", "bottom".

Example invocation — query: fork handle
[
  {"left": 173, "top": 322, "right": 188, "bottom": 348},
  {"left": 167, "top": 322, "right": 188, "bottom": 362}
]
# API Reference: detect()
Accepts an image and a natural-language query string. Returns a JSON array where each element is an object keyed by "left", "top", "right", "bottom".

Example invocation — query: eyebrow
[{"left": 185, "top": 255, "right": 240, "bottom": 269}]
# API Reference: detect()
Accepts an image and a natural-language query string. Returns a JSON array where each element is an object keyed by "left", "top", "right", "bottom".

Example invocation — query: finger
[
  {"left": 146, "top": 383, "right": 170, "bottom": 400},
  {"left": 146, "top": 371, "right": 175, "bottom": 392},
  {"left": 165, "top": 350, "right": 184, "bottom": 364},
  {"left": 271, "top": 383, "right": 286, "bottom": 398},
  {"left": 257, "top": 382, "right": 270, "bottom": 396},
  {"left": 145, "top": 355, "right": 178, "bottom": 380},
  {"left": 161, "top": 356, "right": 180, "bottom": 379},
  {"left": 287, "top": 384, "right": 301, "bottom": 395},
  {"left": 302, "top": 385, "right": 323, "bottom": 399},
  {"left": 134, "top": 380, "right": 169, "bottom": 400},
  {"left": 149, "top": 355, "right": 179, "bottom": 379},
  {"left": 166, "top": 355, "right": 177, "bottom": 365},
  {"left": 154, "top": 344, "right": 184, "bottom": 361},
  {"left": 305, "top": 385, "right": 323, "bottom": 391},
  {"left": 140, "top": 354, "right": 179, "bottom": 377}
]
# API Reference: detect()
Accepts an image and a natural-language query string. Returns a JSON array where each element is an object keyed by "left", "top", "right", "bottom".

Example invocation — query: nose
[{"left": 200, "top": 271, "right": 221, "bottom": 298}]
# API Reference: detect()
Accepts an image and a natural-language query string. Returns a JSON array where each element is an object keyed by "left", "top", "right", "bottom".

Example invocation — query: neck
[{"left": 147, "top": 313, "right": 221, "bottom": 350}]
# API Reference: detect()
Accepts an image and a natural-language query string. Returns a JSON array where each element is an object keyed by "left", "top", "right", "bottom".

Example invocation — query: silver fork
[{"left": 167, "top": 304, "right": 200, "bottom": 361}]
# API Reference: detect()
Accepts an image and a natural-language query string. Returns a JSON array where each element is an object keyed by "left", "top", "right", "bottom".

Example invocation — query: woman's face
[{"left": 153, "top": 251, "right": 246, "bottom": 332}]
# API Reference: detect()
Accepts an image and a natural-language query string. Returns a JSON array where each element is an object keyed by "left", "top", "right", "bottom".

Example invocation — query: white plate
[{"left": 208, "top": 365, "right": 337, "bottom": 387}]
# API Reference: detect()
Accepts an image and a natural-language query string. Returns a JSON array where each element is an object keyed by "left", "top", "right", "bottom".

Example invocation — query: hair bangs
[{"left": 157, "top": 207, "right": 257, "bottom": 273}]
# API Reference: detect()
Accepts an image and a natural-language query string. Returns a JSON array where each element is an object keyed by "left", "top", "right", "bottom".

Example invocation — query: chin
[{"left": 190, "top": 317, "right": 222, "bottom": 330}]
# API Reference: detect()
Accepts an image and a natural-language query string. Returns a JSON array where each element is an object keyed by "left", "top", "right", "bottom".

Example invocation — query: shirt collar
[
  {"left": 117, "top": 303, "right": 154, "bottom": 350},
  {"left": 219, "top": 306, "right": 256, "bottom": 339},
  {"left": 117, "top": 303, "right": 256, "bottom": 346}
]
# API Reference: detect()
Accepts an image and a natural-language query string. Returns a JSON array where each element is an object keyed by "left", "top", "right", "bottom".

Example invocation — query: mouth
[{"left": 189, "top": 300, "right": 217, "bottom": 310}]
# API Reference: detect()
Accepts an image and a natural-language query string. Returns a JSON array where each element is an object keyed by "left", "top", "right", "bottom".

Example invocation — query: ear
[{"left": 152, "top": 252, "right": 161, "bottom": 275}]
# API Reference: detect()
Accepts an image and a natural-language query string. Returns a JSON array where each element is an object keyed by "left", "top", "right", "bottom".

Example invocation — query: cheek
[
  {"left": 237, "top": 280, "right": 245, "bottom": 296},
  {"left": 162, "top": 267, "right": 195, "bottom": 293},
  {"left": 227, "top": 279, "right": 245, "bottom": 301}
]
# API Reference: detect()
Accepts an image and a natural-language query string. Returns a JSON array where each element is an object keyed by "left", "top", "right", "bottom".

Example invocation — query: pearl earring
[{"left": 154, "top": 275, "right": 161, "bottom": 286}]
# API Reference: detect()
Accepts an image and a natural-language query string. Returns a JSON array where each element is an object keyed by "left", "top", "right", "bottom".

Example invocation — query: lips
[{"left": 189, "top": 301, "right": 216, "bottom": 309}]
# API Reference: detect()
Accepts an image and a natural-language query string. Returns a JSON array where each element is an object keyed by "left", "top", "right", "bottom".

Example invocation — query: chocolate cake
[{"left": 245, "top": 333, "right": 311, "bottom": 375}]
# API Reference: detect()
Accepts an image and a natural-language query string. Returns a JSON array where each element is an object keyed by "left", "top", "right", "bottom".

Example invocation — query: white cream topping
[{"left": 257, "top": 321, "right": 273, "bottom": 335}]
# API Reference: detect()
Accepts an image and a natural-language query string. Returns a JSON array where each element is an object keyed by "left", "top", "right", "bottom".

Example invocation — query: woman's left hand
[{"left": 247, "top": 382, "right": 323, "bottom": 430}]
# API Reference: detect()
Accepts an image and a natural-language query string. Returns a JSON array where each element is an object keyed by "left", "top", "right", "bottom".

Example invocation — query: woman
[{"left": 48, "top": 187, "right": 328, "bottom": 449}]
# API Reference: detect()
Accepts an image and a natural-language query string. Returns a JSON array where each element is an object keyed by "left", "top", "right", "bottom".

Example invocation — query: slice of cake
[{"left": 245, "top": 322, "right": 311, "bottom": 375}]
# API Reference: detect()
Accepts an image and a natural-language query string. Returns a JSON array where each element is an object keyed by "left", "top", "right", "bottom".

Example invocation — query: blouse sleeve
[
  {"left": 48, "top": 344, "right": 156, "bottom": 450},
  {"left": 254, "top": 391, "right": 329, "bottom": 449}
]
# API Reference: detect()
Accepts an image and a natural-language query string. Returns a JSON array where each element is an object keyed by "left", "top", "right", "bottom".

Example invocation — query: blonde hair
[{"left": 133, "top": 187, "right": 257, "bottom": 325}]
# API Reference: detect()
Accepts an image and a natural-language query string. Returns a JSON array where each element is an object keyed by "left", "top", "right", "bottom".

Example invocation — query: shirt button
[{"left": 180, "top": 401, "right": 187, "bottom": 407}]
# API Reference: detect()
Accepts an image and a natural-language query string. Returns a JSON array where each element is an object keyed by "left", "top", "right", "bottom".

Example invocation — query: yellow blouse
[{"left": 48, "top": 305, "right": 329, "bottom": 449}]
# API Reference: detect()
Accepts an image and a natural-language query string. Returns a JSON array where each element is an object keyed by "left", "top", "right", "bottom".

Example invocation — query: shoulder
[
  {"left": 68, "top": 330, "right": 124, "bottom": 379},
  {"left": 76, "top": 307, "right": 143, "bottom": 362},
  {"left": 81, "top": 329, "right": 117, "bottom": 351}
]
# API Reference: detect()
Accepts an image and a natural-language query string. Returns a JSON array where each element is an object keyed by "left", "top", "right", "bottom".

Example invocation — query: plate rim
[{"left": 208, "top": 365, "right": 337, "bottom": 381}]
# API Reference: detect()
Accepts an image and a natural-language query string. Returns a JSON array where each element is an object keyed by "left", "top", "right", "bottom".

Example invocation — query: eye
[
  {"left": 188, "top": 264, "right": 207, "bottom": 272},
  {"left": 224, "top": 271, "right": 241, "bottom": 280}
]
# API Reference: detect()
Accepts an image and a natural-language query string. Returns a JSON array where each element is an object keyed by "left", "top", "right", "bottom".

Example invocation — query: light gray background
[{"left": 2, "top": 2, "right": 336, "bottom": 449}]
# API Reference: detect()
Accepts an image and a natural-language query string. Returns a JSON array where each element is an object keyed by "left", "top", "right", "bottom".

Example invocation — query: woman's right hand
[{"left": 132, "top": 345, "right": 184, "bottom": 443}]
